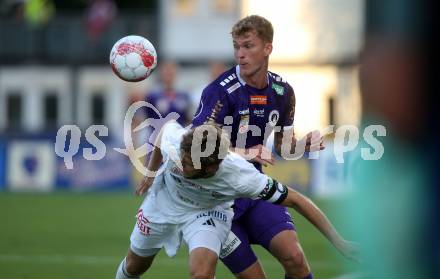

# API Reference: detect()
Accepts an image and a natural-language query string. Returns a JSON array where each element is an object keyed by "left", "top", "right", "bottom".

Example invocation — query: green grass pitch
[{"left": 0, "top": 192, "right": 357, "bottom": 278}]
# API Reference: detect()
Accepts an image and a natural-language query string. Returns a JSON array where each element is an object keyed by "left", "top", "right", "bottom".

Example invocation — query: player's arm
[
  {"left": 282, "top": 188, "right": 357, "bottom": 259},
  {"left": 135, "top": 145, "right": 162, "bottom": 196},
  {"left": 192, "top": 85, "right": 229, "bottom": 126},
  {"left": 232, "top": 144, "right": 274, "bottom": 167},
  {"left": 274, "top": 85, "right": 296, "bottom": 156},
  {"left": 135, "top": 122, "right": 171, "bottom": 196},
  {"left": 274, "top": 130, "right": 324, "bottom": 156},
  {"left": 257, "top": 179, "right": 358, "bottom": 261}
]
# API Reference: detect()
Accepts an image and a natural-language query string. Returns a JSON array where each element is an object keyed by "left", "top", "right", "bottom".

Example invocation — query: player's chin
[{"left": 240, "top": 65, "right": 250, "bottom": 72}]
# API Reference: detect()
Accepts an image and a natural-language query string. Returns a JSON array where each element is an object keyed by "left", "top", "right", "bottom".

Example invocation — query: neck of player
[{"left": 240, "top": 64, "right": 269, "bottom": 89}]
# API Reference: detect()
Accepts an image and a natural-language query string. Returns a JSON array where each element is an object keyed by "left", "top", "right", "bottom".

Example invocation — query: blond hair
[
  {"left": 231, "top": 15, "right": 274, "bottom": 43},
  {"left": 180, "top": 125, "right": 230, "bottom": 168}
]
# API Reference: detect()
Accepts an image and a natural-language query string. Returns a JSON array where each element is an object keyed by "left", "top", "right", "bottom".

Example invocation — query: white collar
[
  {"left": 235, "top": 65, "right": 270, "bottom": 87},
  {"left": 235, "top": 65, "right": 246, "bottom": 85}
]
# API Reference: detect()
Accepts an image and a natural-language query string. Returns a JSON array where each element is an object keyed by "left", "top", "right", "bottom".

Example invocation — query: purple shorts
[{"left": 220, "top": 198, "right": 295, "bottom": 274}]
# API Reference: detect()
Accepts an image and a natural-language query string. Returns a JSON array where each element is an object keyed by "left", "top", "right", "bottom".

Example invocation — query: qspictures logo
[{"left": 54, "top": 101, "right": 386, "bottom": 177}]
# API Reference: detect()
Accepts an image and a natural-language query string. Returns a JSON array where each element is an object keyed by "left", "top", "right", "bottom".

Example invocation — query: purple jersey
[
  {"left": 145, "top": 89, "right": 191, "bottom": 126},
  {"left": 192, "top": 66, "right": 297, "bottom": 273},
  {"left": 192, "top": 65, "right": 295, "bottom": 171}
]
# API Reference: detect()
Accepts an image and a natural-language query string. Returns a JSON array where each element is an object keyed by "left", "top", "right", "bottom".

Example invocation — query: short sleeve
[
  {"left": 232, "top": 155, "right": 270, "bottom": 199},
  {"left": 192, "top": 84, "right": 230, "bottom": 127},
  {"left": 278, "top": 83, "right": 295, "bottom": 127}
]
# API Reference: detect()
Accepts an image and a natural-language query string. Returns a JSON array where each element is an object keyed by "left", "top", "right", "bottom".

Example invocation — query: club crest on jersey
[
  {"left": 250, "top": 95, "right": 267, "bottom": 105},
  {"left": 268, "top": 110, "right": 280, "bottom": 126},
  {"left": 272, "top": 83, "right": 285, "bottom": 95},
  {"left": 238, "top": 115, "right": 249, "bottom": 133}
]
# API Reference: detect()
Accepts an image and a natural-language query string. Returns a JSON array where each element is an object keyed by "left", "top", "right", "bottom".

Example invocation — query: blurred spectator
[
  {"left": 85, "top": 0, "right": 117, "bottom": 40},
  {"left": 131, "top": 61, "right": 191, "bottom": 174},
  {"left": 24, "top": 0, "right": 55, "bottom": 26},
  {"left": 1, "top": 0, "right": 25, "bottom": 20},
  {"left": 145, "top": 61, "right": 192, "bottom": 126},
  {"left": 190, "top": 61, "right": 227, "bottom": 116}
]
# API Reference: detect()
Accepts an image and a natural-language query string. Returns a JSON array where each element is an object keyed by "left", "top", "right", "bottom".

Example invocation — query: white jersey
[
  {"left": 130, "top": 121, "right": 288, "bottom": 257},
  {"left": 147, "top": 121, "right": 269, "bottom": 222}
]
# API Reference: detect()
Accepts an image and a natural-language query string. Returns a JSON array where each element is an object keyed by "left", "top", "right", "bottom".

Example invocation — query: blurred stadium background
[{"left": 1, "top": 0, "right": 437, "bottom": 278}]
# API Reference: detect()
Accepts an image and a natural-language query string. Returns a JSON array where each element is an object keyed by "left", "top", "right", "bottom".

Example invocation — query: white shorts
[{"left": 129, "top": 205, "right": 233, "bottom": 258}]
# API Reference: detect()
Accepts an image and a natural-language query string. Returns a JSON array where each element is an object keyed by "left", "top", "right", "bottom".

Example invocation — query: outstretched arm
[
  {"left": 135, "top": 145, "right": 163, "bottom": 196},
  {"left": 274, "top": 130, "right": 325, "bottom": 157},
  {"left": 134, "top": 122, "right": 170, "bottom": 196},
  {"left": 231, "top": 144, "right": 274, "bottom": 167},
  {"left": 281, "top": 188, "right": 358, "bottom": 261}
]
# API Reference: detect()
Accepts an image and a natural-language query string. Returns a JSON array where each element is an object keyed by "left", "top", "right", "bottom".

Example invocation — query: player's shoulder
[
  {"left": 221, "top": 152, "right": 259, "bottom": 175},
  {"left": 268, "top": 71, "right": 288, "bottom": 84},
  {"left": 205, "top": 66, "right": 242, "bottom": 95},
  {"left": 268, "top": 71, "right": 294, "bottom": 93}
]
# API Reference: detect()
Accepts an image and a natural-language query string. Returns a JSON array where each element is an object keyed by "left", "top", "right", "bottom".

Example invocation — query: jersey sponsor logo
[
  {"left": 268, "top": 110, "right": 280, "bottom": 126},
  {"left": 219, "top": 231, "right": 241, "bottom": 259},
  {"left": 272, "top": 83, "right": 285, "bottom": 95},
  {"left": 196, "top": 210, "right": 228, "bottom": 222},
  {"left": 202, "top": 218, "right": 216, "bottom": 227},
  {"left": 250, "top": 95, "right": 267, "bottom": 105},
  {"left": 136, "top": 209, "right": 151, "bottom": 235},
  {"left": 253, "top": 109, "right": 265, "bottom": 118},
  {"left": 238, "top": 108, "right": 250, "bottom": 115},
  {"left": 227, "top": 82, "right": 241, "bottom": 94}
]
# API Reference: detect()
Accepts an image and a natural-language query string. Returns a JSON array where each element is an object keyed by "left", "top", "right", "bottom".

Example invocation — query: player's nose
[{"left": 235, "top": 47, "right": 246, "bottom": 59}]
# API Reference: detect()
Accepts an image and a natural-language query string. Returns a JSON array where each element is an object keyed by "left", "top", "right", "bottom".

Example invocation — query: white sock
[{"left": 115, "top": 258, "right": 139, "bottom": 279}]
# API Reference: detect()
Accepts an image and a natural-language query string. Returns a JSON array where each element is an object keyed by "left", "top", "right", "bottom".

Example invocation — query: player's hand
[
  {"left": 335, "top": 240, "right": 361, "bottom": 263},
  {"left": 304, "top": 130, "right": 325, "bottom": 152},
  {"left": 135, "top": 176, "right": 154, "bottom": 196},
  {"left": 233, "top": 144, "right": 274, "bottom": 167}
]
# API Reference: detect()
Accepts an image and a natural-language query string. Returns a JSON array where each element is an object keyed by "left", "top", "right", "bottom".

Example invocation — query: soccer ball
[{"left": 109, "top": 35, "right": 158, "bottom": 82}]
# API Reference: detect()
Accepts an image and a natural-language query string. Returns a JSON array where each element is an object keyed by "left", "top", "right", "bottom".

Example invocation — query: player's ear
[{"left": 264, "top": 43, "right": 273, "bottom": 57}]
